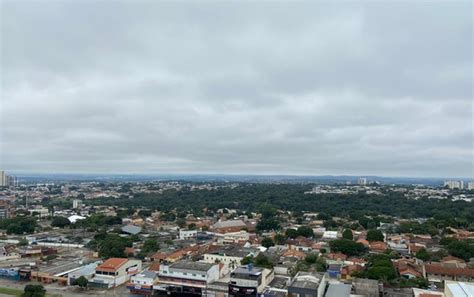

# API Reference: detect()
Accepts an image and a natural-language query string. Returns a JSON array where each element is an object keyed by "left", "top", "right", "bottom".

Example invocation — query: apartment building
[
  {"left": 158, "top": 261, "right": 220, "bottom": 296},
  {"left": 228, "top": 265, "right": 274, "bottom": 297}
]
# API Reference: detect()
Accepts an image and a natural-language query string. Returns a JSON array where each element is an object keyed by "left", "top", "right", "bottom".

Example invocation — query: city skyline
[{"left": 1, "top": 1, "right": 473, "bottom": 178}]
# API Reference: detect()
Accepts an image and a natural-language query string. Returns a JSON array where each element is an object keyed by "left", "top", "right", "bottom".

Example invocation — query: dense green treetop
[{"left": 87, "top": 184, "right": 474, "bottom": 225}]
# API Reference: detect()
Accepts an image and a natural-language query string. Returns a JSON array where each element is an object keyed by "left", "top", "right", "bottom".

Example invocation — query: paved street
[{"left": 0, "top": 278, "right": 135, "bottom": 297}]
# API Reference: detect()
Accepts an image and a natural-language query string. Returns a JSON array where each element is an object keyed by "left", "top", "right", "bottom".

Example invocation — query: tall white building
[
  {"left": 72, "top": 199, "right": 83, "bottom": 209},
  {"left": 0, "top": 171, "right": 16, "bottom": 188},
  {"left": 358, "top": 178, "right": 367, "bottom": 186},
  {"left": 468, "top": 182, "right": 474, "bottom": 190}
]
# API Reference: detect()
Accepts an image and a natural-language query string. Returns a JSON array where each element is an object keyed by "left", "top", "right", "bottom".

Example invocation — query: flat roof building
[
  {"left": 287, "top": 272, "right": 326, "bottom": 297},
  {"left": 444, "top": 280, "right": 474, "bottom": 297},
  {"left": 158, "top": 260, "right": 220, "bottom": 296},
  {"left": 229, "top": 265, "right": 274, "bottom": 297},
  {"left": 90, "top": 258, "right": 142, "bottom": 288}
]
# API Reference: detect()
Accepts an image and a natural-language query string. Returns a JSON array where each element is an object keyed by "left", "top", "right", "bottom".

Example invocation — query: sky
[{"left": 1, "top": 1, "right": 473, "bottom": 178}]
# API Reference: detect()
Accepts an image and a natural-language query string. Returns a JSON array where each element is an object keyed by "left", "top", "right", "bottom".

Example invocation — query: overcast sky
[{"left": 1, "top": 1, "right": 473, "bottom": 177}]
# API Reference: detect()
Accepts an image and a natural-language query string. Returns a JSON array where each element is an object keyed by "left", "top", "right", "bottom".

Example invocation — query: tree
[
  {"left": 363, "top": 254, "right": 397, "bottom": 281},
  {"left": 18, "top": 238, "right": 29, "bottom": 246},
  {"left": 256, "top": 218, "right": 280, "bottom": 232},
  {"left": 329, "top": 239, "right": 367, "bottom": 256},
  {"left": 88, "top": 184, "right": 474, "bottom": 226},
  {"left": 98, "top": 234, "right": 132, "bottom": 258},
  {"left": 176, "top": 218, "right": 187, "bottom": 228},
  {"left": 447, "top": 239, "right": 474, "bottom": 261},
  {"left": 415, "top": 248, "right": 430, "bottom": 261},
  {"left": 317, "top": 212, "right": 330, "bottom": 220},
  {"left": 285, "top": 228, "right": 298, "bottom": 239},
  {"left": 241, "top": 254, "right": 274, "bottom": 269},
  {"left": 254, "top": 254, "right": 274, "bottom": 269},
  {"left": 259, "top": 204, "right": 277, "bottom": 218},
  {"left": 366, "top": 229, "right": 384, "bottom": 242},
  {"left": 0, "top": 217, "right": 37, "bottom": 235},
  {"left": 400, "top": 277, "right": 429, "bottom": 289},
  {"left": 323, "top": 219, "right": 338, "bottom": 229},
  {"left": 141, "top": 238, "right": 160, "bottom": 254},
  {"left": 366, "top": 265, "right": 397, "bottom": 281},
  {"left": 297, "top": 226, "right": 314, "bottom": 238},
  {"left": 160, "top": 212, "right": 176, "bottom": 222},
  {"left": 137, "top": 209, "right": 152, "bottom": 218},
  {"left": 22, "top": 284, "right": 46, "bottom": 297},
  {"left": 274, "top": 234, "right": 287, "bottom": 245},
  {"left": 342, "top": 229, "right": 353, "bottom": 240},
  {"left": 51, "top": 216, "right": 71, "bottom": 228},
  {"left": 304, "top": 253, "right": 319, "bottom": 264},
  {"left": 302, "top": 254, "right": 327, "bottom": 272},
  {"left": 75, "top": 276, "right": 88, "bottom": 289},
  {"left": 241, "top": 256, "right": 253, "bottom": 265},
  {"left": 261, "top": 237, "right": 274, "bottom": 248}
]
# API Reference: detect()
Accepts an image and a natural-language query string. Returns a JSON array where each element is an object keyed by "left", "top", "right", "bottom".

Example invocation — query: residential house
[
  {"left": 179, "top": 229, "right": 198, "bottom": 240},
  {"left": 424, "top": 263, "right": 474, "bottom": 284},
  {"left": 127, "top": 270, "right": 158, "bottom": 296}
]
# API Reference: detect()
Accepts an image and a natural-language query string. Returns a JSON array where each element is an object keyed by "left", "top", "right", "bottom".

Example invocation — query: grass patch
[{"left": 0, "top": 286, "right": 22, "bottom": 296}]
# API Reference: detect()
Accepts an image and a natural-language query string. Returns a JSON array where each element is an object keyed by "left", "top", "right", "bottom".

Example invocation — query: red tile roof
[
  {"left": 282, "top": 249, "right": 306, "bottom": 259},
  {"left": 97, "top": 258, "right": 128, "bottom": 272},
  {"left": 148, "top": 261, "right": 161, "bottom": 271},
  {"left": 151, "top": 252, "right": 168, "bottom": 261},
  {"left": 425, "top": 263, "right": 474, "bottom": 277},
  {"left": 441, "top": 255, "right": 465, "bottom": 263}
]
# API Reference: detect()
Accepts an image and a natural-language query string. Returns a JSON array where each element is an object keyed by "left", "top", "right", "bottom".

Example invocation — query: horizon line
[{"left": 3, "top": 171, "right": 473, "bottom": 180}]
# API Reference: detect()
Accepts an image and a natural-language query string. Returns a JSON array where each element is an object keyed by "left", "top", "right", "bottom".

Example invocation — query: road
[{"left": 0, "top": 278, "right": 136, "bottom": 297}]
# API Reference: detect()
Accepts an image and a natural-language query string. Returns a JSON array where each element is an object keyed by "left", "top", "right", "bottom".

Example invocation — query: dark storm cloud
[{"left": 1, "top": 0, "right": 472, "bottom": 177}]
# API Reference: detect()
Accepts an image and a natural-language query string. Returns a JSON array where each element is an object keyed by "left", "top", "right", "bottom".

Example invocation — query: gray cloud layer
[{"left": 1, "top": 1, "right": 473, "bottom": 177}]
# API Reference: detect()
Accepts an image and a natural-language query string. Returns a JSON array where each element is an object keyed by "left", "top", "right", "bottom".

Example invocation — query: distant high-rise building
[
  {"left": 72, "top": 199, "right": 83, "bottom": 209},
  {"left": 443, "top": 180, "right": 464, "bottom": 190},
  {"left": 358, "top": 178, "right": 367, "bottom": 186},
  {"left": 468, "top": 182, "right": 474, "bottom": 190},
  {"left": 0, "top": 171, "right": 7, "bottom": 187}
]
